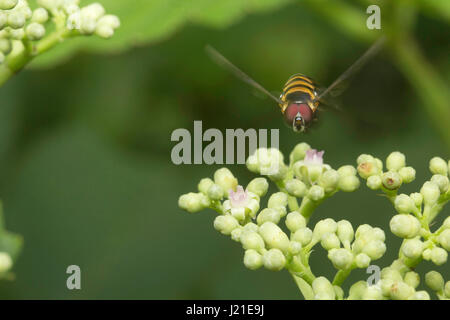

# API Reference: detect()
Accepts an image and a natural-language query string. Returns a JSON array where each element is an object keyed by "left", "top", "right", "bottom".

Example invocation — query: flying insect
[{"left": 206, "top": 37, "right": 385, "bottom": 133}]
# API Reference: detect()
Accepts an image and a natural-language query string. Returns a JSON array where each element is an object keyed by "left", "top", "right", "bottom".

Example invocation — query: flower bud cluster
[{"left": 0, "top": 0, "right": 119, "bottom": 64}]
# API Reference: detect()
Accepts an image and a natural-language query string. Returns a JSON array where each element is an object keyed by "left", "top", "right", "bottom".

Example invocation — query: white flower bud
[
  {"left": 240, "top": 231, "right": 265, "bottom": 251},
  {"left": 357, "top": 159, "right": 380, "bottom": 178},
  {"left": 7, "top": 11, "right": 25, "bottom": 29},
  {"left": 389, "top": 281, "right": 414, "bottom": 300},
  {"left": 321, "top": 233, "right": 340, "bottom": 251},
  {"left": 268, "top": 192, "right": 288, "bottom": 208},
  {"left": 206, "top": 184, "right": 223, "bottom": 200},
  {"left": 81, "top": 2, "right": 105, "bottom": 21},
  {"left": 362, "top": 285, "right": 383, "bottom": 300},
  {"left": 382, "top": 171, "right": 402, "bottom": 190},
  {"left": 431, "top": 174, "right": 449, "bottom": 194},
  {"left": 0, "top": 252, "right": 12, "bottom": 272},
  {"left": 438, "top": 229, "right": 450, "bottom": 251},
  {"left": 313, "top": 218, "right": 337, "bottom": 240},
  {"left": 319, "top": 169, "right": 339, "bottom": 192},
  {"left": 198, "top": 178, "right": 214, "bottom": 194},
  {"left": 9, "top": 27, "right": 24, "bottom": 39},
  {"left": 312, "top": 277, "right": 335, "bottom": 300},
  {"left": 336, "top": 220, "right": 354, "bottom": 244},
  {"left": 429, "top": 156, "right": 448, "bottom": 175},
  {"left": 97, "top": 14, "right": 120, "bottom": 29},
  {"left": 363, "top": 240, "right": 386, "bottom": 260},
  {"left": 410, "top": 192, "right": 423, "bottom": 207},
  {"left": 386, "top": 151, "right": 406, "bottom": 171},
  {"left": 64, "top": 3, "right": 79, "bottom": 15},
  {"left": 291, "top": 227, "right": 313, "bottom": 246},
  {"left": 289, "top": 241, "right": 302, "bottom": 255},
  {"left": 289, "top": 142, "right": 310, "bottom": 163},
  {"left": 390, "top": 214, "right": 421, "bottom": 238},
  {"left": 425, "top": 271, "right": 444, "bottom": 291},
  {"left": 230, "top": 228, "right": 242, "bottom": 242},
  {"left": 366, "top": 175, "right": 382, "bottom": 190},
  {"left": 213, "top": 215, "right": 239, "bottom": 235},
  {"left": 422, "top": 248, "right": 432, "bottom": 261},
  {"left": 401, "top": 239, "right": 424, "bottom": 259},
  {"left": 178, "top": 192, "right": 210, "bottom": 213},
  {"left": 0, "top": 0, "right": 18, "bottom": 10},
  {"left": 263, "top": 248, "right": 286, "bottom": 271},
  {"left": 328, "top": 248, "right": 353, "bottom": 269},
  {"left": 258, "top": 222, "right": 290, "bottom": 252},
  {"left": 26, "top": 23, "right": 45, "bottom": 41},
  {"left": 230, "top": 207, "right": 245, "bottom": 221},
  {"left": 355, "top": 253, "right": 370, "bottom": 268},
  {"left": 256, "top": 208, "right": 280, "bottom": 226},
  {"left": 409, "top": 291, "right": 430, "bottom": 300},
  {"left": 430, "top": 247, "right": 447, "bottom": 266},
  {"left": 0, "top": 38, "right": 11, "bottom": 55},
  {"left": 381, "top": 267, "right": 403, "bottom": 282},
  {"left": 348, "top": 281, "right": 367, "bottom": 300},
  {"left": 338, "top": 175, "right": 360, "bottom": 192},
  {"left": 308, "top": 185, "right": 325, "bottom": 201},
  {"left": 285, "top": 211, "right": 306, "bottom": 232},
  {"left": 285, "top": 179, "right": 307, "bottom": 197},
  {"left": 420, "top": 181, "right": 440, "bottom": 205},
  {"left": 32, "top": 8, "right": 48, "bottom": 23},
  {"left": 95, "top": 24, "right": 114, "bottom": 39},
  {"left": 357, "top": 154, "right": 374, "bottom": 165},
  {"left": 394, "top": 194, "right": 415, "bottom": 214},
  {"left": 214, "top": 168, "right": 237, "bottom": 196},
  {"left": 398, "top": 166, "right": 416, "bottom": 183},
  {"left": 243, "top": 222, "right": 258, "bottom": 233},
  {"left": 0, "top": 12, "right": 7, "bottom": 29},
  {"left": 246, "top": 177, "right": 268, "bottom": 197},
  {"left": 337, "top": 165, "right": 356, "bottom": 177},
  {"left": 243, "top": 249, "right": 263, "bottom": 270},
  {"left": 404, "top": 271, "right": 420, "bottom": 289}
]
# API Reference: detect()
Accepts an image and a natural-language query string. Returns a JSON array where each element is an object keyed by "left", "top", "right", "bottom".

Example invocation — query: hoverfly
[{"left": 206, "top": 37, "right": 385, "bottom": 133}]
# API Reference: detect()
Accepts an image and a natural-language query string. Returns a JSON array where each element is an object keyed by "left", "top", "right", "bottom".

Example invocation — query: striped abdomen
[{"left": 280, "top": 74, "right": 319, "bottom": 112}]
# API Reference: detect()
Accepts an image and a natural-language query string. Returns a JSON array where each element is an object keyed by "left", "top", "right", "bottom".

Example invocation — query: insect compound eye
[{"left": 283, "top": 104, "right": 301, "bottom": 127}]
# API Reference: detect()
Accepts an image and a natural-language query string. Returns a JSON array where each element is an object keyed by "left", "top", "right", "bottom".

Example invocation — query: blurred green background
[{"left": 0, "top": 0, "right": 449, "bottom": 299}]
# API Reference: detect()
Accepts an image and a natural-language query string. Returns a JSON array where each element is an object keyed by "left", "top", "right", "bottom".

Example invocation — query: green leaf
[{"left": 29, "top": 0, "right": 293, "bottom": 69}]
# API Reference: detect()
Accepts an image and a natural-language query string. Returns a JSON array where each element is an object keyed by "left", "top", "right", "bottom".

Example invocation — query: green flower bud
[
  {"left": 394, "top": 194, "right": 415, "bottom": 214},
  {"left": 333, "top": 286, "right": 344, "bottom": 300},
  {"left": 363, "top": 240, "right": 386, "bottom": 260},
  {"left": 289, "top": 241, "right": 302, "bottom": 255},
  {"left": 382, "top": 171, "right": 402, "bottom": 190},
  {"left": 243, "top": 249, "right": 263, "bottom": 270},
  {"left": 240, "top": 231, "right": 265, "bottom": 251},
  {"left": 96, "top": 24, "right": 114, "bottom": 39},
  {"left": 98, "top": 14, "right": 120, "bottom": 29},
  {"left": 178, "top": 192, "right": 210, "bottom": 213},
  {"left": 291, "top": 227, "right": 313, "bottom": 246},
  {"left": 336, "top": 220, "right": 354, "bottom": 244},
  {"left": 328, "top": 248, "right": 353, "bottom": 269},
  {"left": 386, "top": 151, "right": 406, "bottom": 171},
  {"left": 0, "top": 38, "right": 11, "bottom": 55},
  {"left": 258, "top": 222, "right": 290, "bottom": 252},
  {"left": 430, "top": 247, "right": 447, "bottom": 266},
  {"left": 9, "top": 27, "right": 24, "bottom": 40},
  {"left": 313, "top": 218, "right": 337, "bottom": 240},
  {"left": 25, "top": 22, "right": 45, "bottom": 40},
  {"left": 243, "top": 222, "right": 258, "bottom": 233},
  {"left": 445, "top": 281, "right": 450, "bottom": 298},
  {"left": 256, "top": 208, "right": 280, "bottom": 226},
  {"left": 381, "top": 267, "right": 403, "bottom": 282},
  {"left": 338, "top": 175, "right": 360, "bottom": 192},
  {"left": 429, "top": 156, "right": 448, "bottom": 175},
  {"left": 268, "top": 192, "right": 288, "bottom": 208},
  {"left": 422, "top": 248, "right": 432, "bottom": 261},
  {"left": 285, "top": 179, "right": 307, "bottom": 197},
  {"left": 389, "top": 281, "right": 415, "bottom": 300},
  {"left": 7, "top": 11, "right": 25, "bottom": 29},
  {"left": 319, "top": 169, "right": 339, "bottom": 193},
  {"left": 246, "top": 178, "right": 268, "bottom": 197},
  {"left": 263, "top": 248, "right": 286, "bottom": 271},
  {"left": 410, "top": 192, "right": 423, "bottom": 207},
  {"left": 390, "top": 214, "right": 421, "bottom": 238},
  {"left": 312, "top": 277, "right": 335, "bottom": 300},
  {"left": 289, "top": 142, "right": 311, "bottom": 163},
  {"left": 357, "top": 154, "right": 374, "bottom": 165},
  {"left": 198, "top": 178, "right": 214, "bottom": 195},
  {"left": 421, "top": 181, "right": 441, "bottom": 206},
  {"left": 214, "top": 168, "right": 237, "bottom": 196},
  {"left": 425, "top": 271, "right": 444, "bottom": 292},
  {"left": 321, "top": 233, "right": 340, "bottom": 251},
  {"left": 431, "top": 174, "right": 449, "bottom": 194},
  {"left": 401, "top": 239, "right": 424, "bottom": 259},
  {"left": 213, "top": 215, "right": 239, "bottom": 235},
  {"left": 404, "top": 271, "right": 420, "bottom": 289},
  {"left": 285, "top": 212, "right": 306, "bottom": 232},
  {"left": 308, "top": 185, "right": 324, "bottom": 201},
  {"left": 0, "top": 0, "right": 18, "bottom": 10},
  {"left": 398, "top": 166, "right": 416, "bottom": 183},
  {"left": 366, "top": 175, "right": 382, "bottom": 190},
  {"left": 231, "top": 228, "right": 242, "bottom": 242},
  {"left": 438, "top": 229, "right": 450, "bottom": 251},
  {"left": 443, "top": 216, "right": 450, "bottom": 229},
  {"left": 362, "top": 286, "right": 383, "bottom": 300},
  {"left": 348, "top": 281, "right": 367, "bottom": 300},
  {"left": 32, "top": 8, "right": 48, "bottom": 23},
  {"left": 357, "top": 160, "right": 380, "bottom": 179},
  {"left": 0, "top": 252, "right": 12, "bottom": 272},
  {"left": 0, "top": 12, "right": 7, "bottom": 29},
  {"left": 337, "top": 165, "right": 356, "bottom": 177},
  {"left": 206, "top": 184, "right": 224, "bottom": 200},
  {"left": 409, "top": 291, "right": 430, "bottom": 300},
  {"left": 355, "top": 253, "right": 370, "bottom": 268}
]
